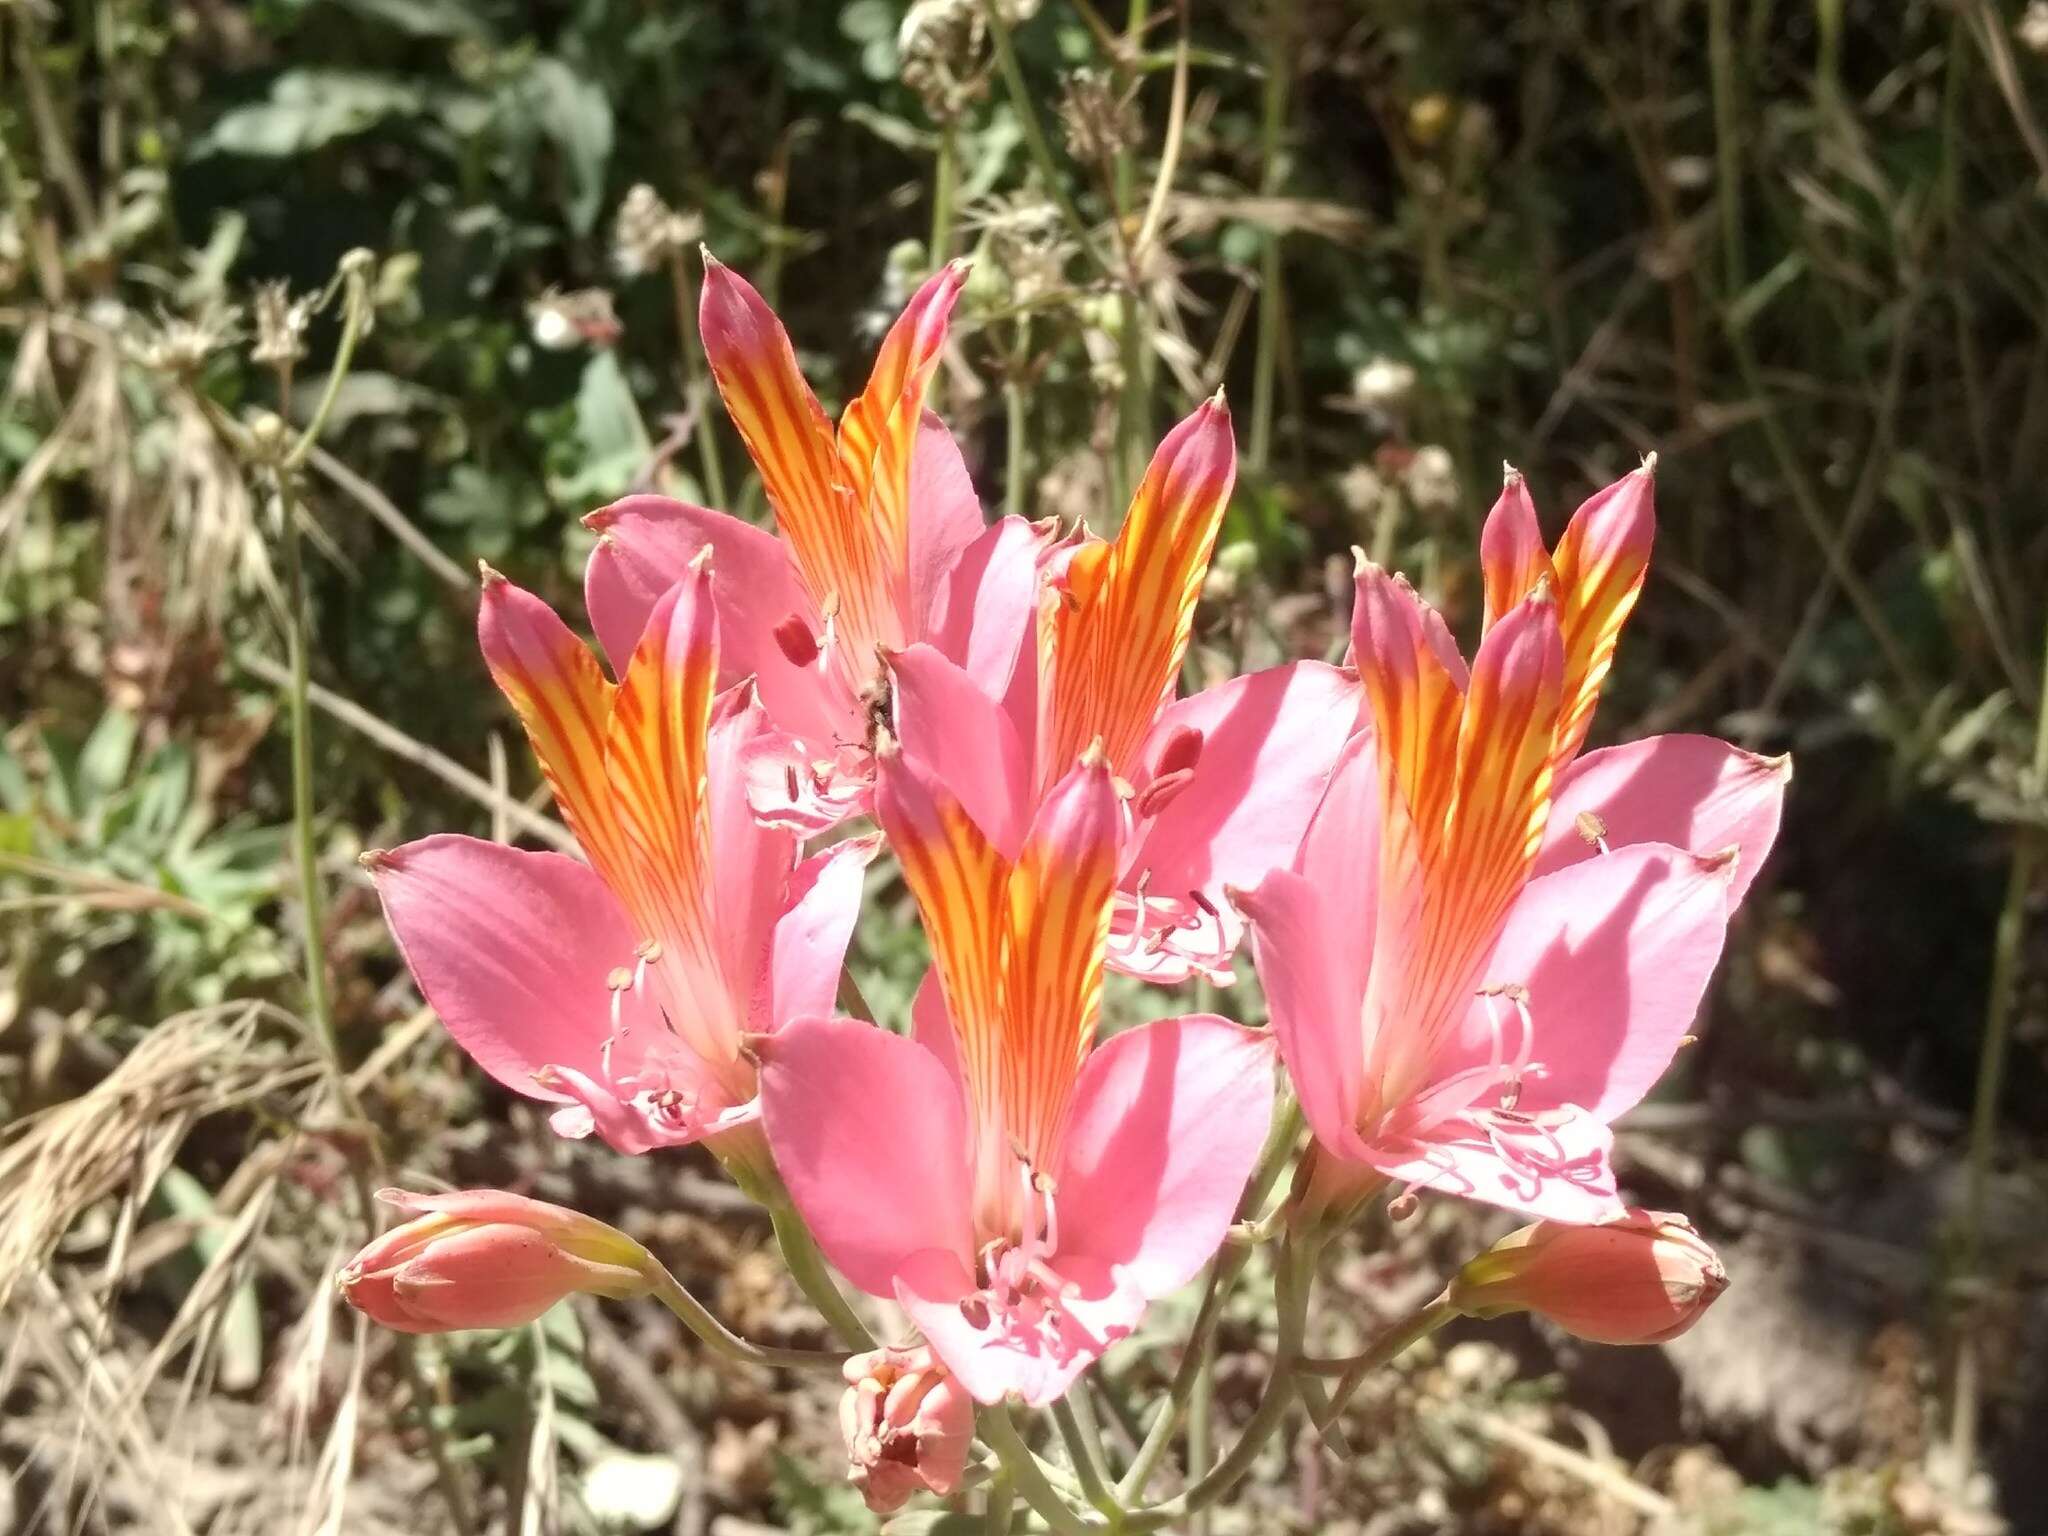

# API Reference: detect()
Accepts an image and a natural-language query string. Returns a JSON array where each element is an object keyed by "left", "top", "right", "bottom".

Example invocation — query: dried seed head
[{"left": 612, "top": 184, "right": 704, "bottom": 277}]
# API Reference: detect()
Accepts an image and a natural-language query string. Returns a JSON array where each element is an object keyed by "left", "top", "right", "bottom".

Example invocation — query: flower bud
[
  {"left": 1448, "top": 1210, "right": 1726, "bottom": 1345},
  {"left": 339, "top": 1189, "right": 652, "bottom": 1334},
  {"left": 837, "top": 1346, "right": 973, "bottom": 1514}
]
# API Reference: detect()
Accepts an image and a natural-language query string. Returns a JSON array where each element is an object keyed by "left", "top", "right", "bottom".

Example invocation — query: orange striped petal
[
  {"left": 1479, "top": 467, "right": 1556, "bottom": 630},
  {"left": 1038, "top": 397, "right": 1236, "bottom": 787},
  {"left": 999, "top": 749, "right": 1120, "bottom": 1170},
  {"left": 1349, "top": 561, "right": 1468, "bottom": 865},
  {"left": 1427, "top": 589, "right": 1566, "bottom": 1011},
  {"left": 602, "top": 557, "right": 735, "bottom": 1057},
  {"left": 873, "top": 737, "right": 1009, "bottom": 1148},
  {"left": 1549, "top": 460, "right": 1655, "bottom": 768},
  {"left": 477, "top": 572, "right": 631, "bottom": 889},
  {"left": 699, "top": 257, "right": 897, "bottom": 670},
  {"left": 835, "top": 263, "right": 967, "bottom": 608}
]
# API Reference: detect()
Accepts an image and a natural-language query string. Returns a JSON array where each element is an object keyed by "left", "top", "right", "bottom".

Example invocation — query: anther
[
  {"left": 607, "top": 967, "right": 634, "bottom": 991},
  {"left": 1574, "top": 811, "right": 1611, "bottom": 855},
  {"left": 1388, "top": 1191, "right": 1420, "bottom": 1223},
  {"left": 773, "top": 613, "right": 821, "bottom": 668}
]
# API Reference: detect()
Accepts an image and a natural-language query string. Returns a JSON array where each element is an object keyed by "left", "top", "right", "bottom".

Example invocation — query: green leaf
[
  {"left": 549, "top": 352, "right": 651, "bottom": 503},
  {"left": 316, "top": 0, "right": 494, "bottom": 40},
  {"left": 194, "top": 70, "right": 425, "bottom": 158},
  {"left": 78, "top": 711, "right": 139, "bottom": 806},
  {"left": 523, "top": 58, "right": 614, "bottom": 234}
]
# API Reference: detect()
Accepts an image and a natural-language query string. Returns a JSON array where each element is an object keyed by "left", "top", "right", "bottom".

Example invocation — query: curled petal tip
[
  {"left": 1502, "top": 459, "right": 1522, "bottom": 485},
  {"left": 1638, "top": 450, "right": 1659, "bottom": 478},
  {"left": 1698, "top": 844, "right": 1743, "bottom": 880},
  {"left": 477, "top": 559, "right": 506, "bottom": 588},
  {"left": 688, "top": 541, "right": 714, "bottom": 574},
  {"left": 1526, "top": 571, "right": 1557, "bottom": 605},
  {"left": 1748, "top": 748, "right": 1795, "bottom": 781},
  {"left": 357, "top": 848, "right": 392, "bottom": 874},
  {"left": 1080, "top": 735, "right": 1111, "bottom": 770},
  {"left": 699, "top": 244, "right": 722, "bottom": 269},
  {"left": 1208, "top": 384, "right": 1228, "bottom": 408}
]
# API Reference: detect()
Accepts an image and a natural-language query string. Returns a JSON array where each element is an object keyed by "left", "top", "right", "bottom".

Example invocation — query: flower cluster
[{"left": 346, "top": 258, "right": 1787, "bottom": 1519}]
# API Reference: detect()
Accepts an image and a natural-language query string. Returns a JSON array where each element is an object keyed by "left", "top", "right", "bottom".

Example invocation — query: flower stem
[
  {"left": 1052, "top": 1393, "right": 1122, "bottom": 1523},
  {"left": 768, "top": 1200, "right": 875, "bottom": 1350},
  {"left": 930, "top": 119, "right": 957, "bottom": 267},
  {"left": 1948, "top": 605, "right": 2048, "bottom": 1476},
  {"left": 1304, "top": 1292, "right": 1457, "bottom": 1425},
  {"left": 1246, "top": 4, "right": 1294, "bottom": 472},
  {"left": 1005, "top": 316, "right": 1032, "bottom": 520},
  {"left": 643, "top": 1261, "right": 851, "bottom": 1372},
  {"left": 983, "top": 0, "right": 1099, "bottom": 263},
  {"left": 979, "top": 1404, "right": 1101, "bottom": 1536},
  {"left": 983, "top": 1468, "right": 1016, "bottom": 1535},
  {"left": 1116, "top": 1097, "right": 1301, "bottom": 1502}
]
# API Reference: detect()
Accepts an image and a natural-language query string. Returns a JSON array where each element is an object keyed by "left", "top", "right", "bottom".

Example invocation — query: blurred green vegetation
[{"left": 4, "top": 0, "right": 2047, "bottom": 1530}]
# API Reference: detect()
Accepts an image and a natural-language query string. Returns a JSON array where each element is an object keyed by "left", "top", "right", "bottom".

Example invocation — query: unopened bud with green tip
[
  {"left": 340, "top": 1188, "right": 653, "bottom": 1334},
  {"left": 1448, "top": 1209, "right": 1727, "bottom": 1345}
]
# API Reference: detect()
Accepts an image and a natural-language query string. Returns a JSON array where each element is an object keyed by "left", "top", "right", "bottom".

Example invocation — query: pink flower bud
[
  {"left": 339, "top": 1189, "right": 652, "bottom": 1334},
  {"left": 837, "top": 1346, "right": 973, "bottom": 1513},
  {"left": 1448, "top": 1209, "right": 1727, "bottom": 1345}
]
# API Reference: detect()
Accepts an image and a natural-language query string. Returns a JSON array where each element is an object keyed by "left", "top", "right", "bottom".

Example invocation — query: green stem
[
  {"left": 769, "top": 1201, "right": 875, "bottom": 1350},
  {"left": 980, "top": 1404, "right": 1101, "bottom": 1536},
  {"left": 931, "top": 119, "right": 958, "bottom": 267},
  {"left": 283, "top": 256, "right": 372, "bottom": 473},
  {"left": 1948, "top": 608, "right": 2048, "bottom": 1475},
  {"left": 1116, "top": 1097, "right": 1301, "bottom": 1502},
  {"left": 1005, "top": 316, "right": 1031, "bottom": 520},
  {"left": 1186, "top": 1332, "right": 1213, "bottom": 1536},
  {"left": 1053, "top": 1394, "right": 1122, "bottom": 1523},
  {"left": 984, "top": 0, "right": 1099, "bottom": 262},
  {"left": 643, "top": 1263, "right": 851, "bottom": 1372},
  {"left": 1123, "top": 1235, "right": 1319, "bottom": 1531},
  {"left": 669, "top": 248, "right": 728, "bottom": 509},
  {"left": 1306, "top": 1293, "right": 1457, "bottom": 1425},
  {"left": 984, "top": 1469, "right": 1017, "bottom": 1536},
  {"left": 1246, "top": 6, "right": 1293, "bottom": 472}
]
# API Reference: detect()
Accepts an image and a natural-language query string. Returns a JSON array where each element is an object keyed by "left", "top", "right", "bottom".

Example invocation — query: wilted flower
[
  {"left": 528, "top": 286, "right": 621, "bottom": 350},
  {"left": 2020, "top": 1, "right": 2048, "bottom": 55},
  {"left": 899, "top": 0, "right": 992, "bottom": 124},
  {"left": 1449, "top": 1209, "right": 1728, "bottom": 1344},
  {"left": 340, "top": 1189, "right": 652, "bottom": 1334},
  {"left": 839, "top": 1346, "right": 974, "bottom": 1512},
  {"left": 1059, "top": 68, "right": 1139, "bottom": 165},
  {"left": 1400, "top": 443, "right": 1459, "bottom": 516},
  {"left": 612, "top": 184, "right": 704, "bottom": 278},
  {"left": 1351, "top": 356, "right": 1418, "bottom": 411},
  {"left": 250, "top": 280, "right": 313, "bottom": 368}
]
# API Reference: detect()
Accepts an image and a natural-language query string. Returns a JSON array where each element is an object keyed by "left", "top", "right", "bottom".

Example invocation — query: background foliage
[{"left": 4, "top": 0, "right": 2047, "bottom": 1532}]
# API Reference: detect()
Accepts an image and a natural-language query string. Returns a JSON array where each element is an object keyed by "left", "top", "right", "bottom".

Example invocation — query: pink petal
[
  {"left": 762, "top": 833, "right": 877, "bottom": 1032},
  {"left": 1470, "top": 842, "right": 1735, "bottom": 1123},
  {"left": 894, "top": 1249, "right": 1144, "bottom": 1407},
  {"left": 887, "top": 643, "right": 1029, "bottom": 858},
  {"left": 584, "top": 495, "right": 847, "bottom": 746},
  {"left": 906, "top": 413, "right": 987, "bottom": 634},
  {"left": 758, "top": 1017, "right": 976, "bottom": 1297},
  {"left": 925, "top": 514, "right": 1047, "bottom": 705},
  {"left": 1113, "top": 662, "right": 1360, "bottom": 981},
  {"left": 1536, "top": 733, "right": 1789, "bottom": 908},
  {"left": 707, "top": 687, "right": 800, "bottom": 1007},
  {"left": 1479, "top": 469, "right": 1556, "bottom": 628},
  {"left": 1053, "top": 1015, "right": 1276, "bottom": 1300},
  {"left": 1365, "top": 1114, "right": 1625, "bottom": 1226},
  {"left": 368, "top": 835, "right": 653, "bottom": 1101},
  {"left": 910, "top": 969, "right": 965, "bottom": 1096},
  {"left": 1240, "top": 869, "right": 1371, "bottom": 1164}
]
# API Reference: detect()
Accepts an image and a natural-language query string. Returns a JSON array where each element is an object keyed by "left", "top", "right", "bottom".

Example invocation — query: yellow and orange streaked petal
[
  {"left": 476, "top": 571, "right": 632, "bottom": 887},
  {"left": 1548, "top": 459, "right": 1655, "bottom": 768},
  {"left": 1038, "top": 397, "right": 1236, "bottom": 787},
  {"left": 834, "top": 263, "right": 967, "bottom": 606},
  {"left": 873, "top": 737, "right": 1010, "bottom": 1135},
  {"left": 1413, "top": 589, "right": 1565, "bottom": 1031},
  {"left": 999, "top": 748, "right": 1120, "bottom": 1170},
  {"left": 1478, "top": 466, "right": 1556, "bottom": 630},
  {"left": 601, "top": 557, "right": 732, "bottom": 1051},
  {"left": 699, "top": 257, "right": 896, "bottom": 670},
  {"left": 1349, "top": 561, "right": 1468, "bottom": 866}
]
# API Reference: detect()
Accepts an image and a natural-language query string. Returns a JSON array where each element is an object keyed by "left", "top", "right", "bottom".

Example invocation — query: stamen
[{"left": 1574, "top": 811, "right": 1611, "bottom": 856}]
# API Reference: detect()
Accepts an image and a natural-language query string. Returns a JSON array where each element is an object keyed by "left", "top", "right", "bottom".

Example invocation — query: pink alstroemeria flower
[
  {"left": 582, "top": 258, "right": 1045, "bottom": 833},
  {"left": 885, "top": 395, "right": 1360, "bottom": 985},
  {"left": 758, "top": 737, "right": 1276, "bottom": 1406},
  {"left": 1244, "top": 461, "right": 1789, "bottom": 1224},
  {"left": 365, "top": 556, "right": 870, "bottom": 1163}
]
